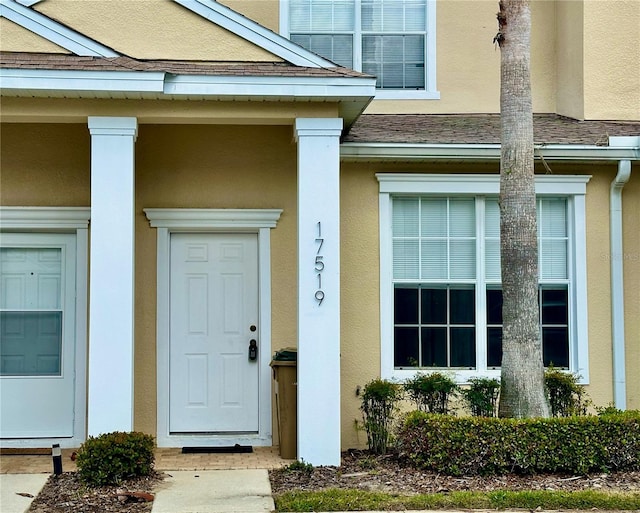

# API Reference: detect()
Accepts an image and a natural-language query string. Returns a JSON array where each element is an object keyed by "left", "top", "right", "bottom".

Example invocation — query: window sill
[{"left": 373, "top": 89, "right": 441, "bottom": 100}]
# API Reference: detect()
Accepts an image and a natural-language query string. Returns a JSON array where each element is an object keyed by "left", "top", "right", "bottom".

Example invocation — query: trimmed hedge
[
  {"left": 76, "top": 431, "right": 155, "bottom": 486},
  {"left": 397, "top": 411, "right": 640, "bottom": 476}
]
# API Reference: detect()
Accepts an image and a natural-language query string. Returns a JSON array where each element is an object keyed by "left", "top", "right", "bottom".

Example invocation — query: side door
[{"left": 0, "top": 234, "right": 77, "bottom": 439}]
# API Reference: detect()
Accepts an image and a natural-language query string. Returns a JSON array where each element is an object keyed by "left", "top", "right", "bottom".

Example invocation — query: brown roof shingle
[
  {"left": 0, "top": 52, "right": 369, "bottom": 79},
  {"left": 344, "top": 114, "right": 640, "bottom": 146}
]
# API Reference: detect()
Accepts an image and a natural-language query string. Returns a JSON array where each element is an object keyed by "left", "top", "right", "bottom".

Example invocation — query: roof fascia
[
  {"left": 340, "top": 142, "right": 640, "bottom": 162},
  {"left": 172, "top": 0, "right": 336, "bottom": 68},
  {"left": 0, "top": 68, "right": 375, "bottom": 98},
  {"left": 0, "top": 0, "right": 119, "bottom": 57}
]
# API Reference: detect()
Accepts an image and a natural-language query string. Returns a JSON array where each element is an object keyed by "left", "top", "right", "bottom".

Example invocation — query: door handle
[{"left": 248, "top": 339, "right": 258, "bottom": 361}]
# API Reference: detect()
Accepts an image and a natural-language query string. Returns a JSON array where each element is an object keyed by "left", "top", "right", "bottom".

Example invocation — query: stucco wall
[
  {"left": 134, "top": 124, "right": 299, "bottom": 435},
  {"left": 1, "top": 122, "right": 637, "bottom": 448},
  {"left": 555, "top": 0, "right": 584, "bottom": 120},
  {"left": 34, "top": 0, "right": 281, "bottom": 61},
  {"left": 0, "top": 18, "right": 70, "bottom": 54},
  {"left": 583, "top": 0, "right": 640, "bottom": 120}
]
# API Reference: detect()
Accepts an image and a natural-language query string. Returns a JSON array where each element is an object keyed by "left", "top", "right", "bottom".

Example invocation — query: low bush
[
  {"left": 76, "top": 431, "right": 155, "bottom": 486},
  {"left": 545, "top": 366, "right": 590, "bottom": 417},
  {"left": 461, "top": 377, "right": 501, "bottom": 417},
  {"left": 397, "top": 411, "right": 640, "bottom": 476},
  {"left": 404, "top": 372, "right": 458, "bottom": 414},
  {"left": 360, "top": 378, "right": 403, "bottom": 455}
]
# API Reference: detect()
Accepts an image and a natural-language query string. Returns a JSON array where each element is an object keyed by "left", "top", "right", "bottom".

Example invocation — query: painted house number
[{"left": 315, "top": 221, "right": 325, "bottom": 305}]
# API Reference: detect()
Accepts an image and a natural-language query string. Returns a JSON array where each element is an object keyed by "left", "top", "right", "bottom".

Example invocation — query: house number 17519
[{"left": 315, "top": 221, "right": 324, "bottom": 305}]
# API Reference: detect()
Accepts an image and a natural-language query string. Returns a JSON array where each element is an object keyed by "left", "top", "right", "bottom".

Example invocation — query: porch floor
[{"left": 0, "top": 447, "right": 293, "bottom": 474}]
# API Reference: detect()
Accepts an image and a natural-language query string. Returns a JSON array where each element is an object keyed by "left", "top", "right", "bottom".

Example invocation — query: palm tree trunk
[{"left": 496, "top": 0, "right": 550, "bottom": 418}]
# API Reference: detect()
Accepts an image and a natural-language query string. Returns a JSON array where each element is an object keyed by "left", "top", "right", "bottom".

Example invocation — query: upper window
[
  {"left": 283, "top": 0, "right": 438, "bottom": 99},
  {"left": 378, "top": 174, "right": 590, "bottom": 383}
]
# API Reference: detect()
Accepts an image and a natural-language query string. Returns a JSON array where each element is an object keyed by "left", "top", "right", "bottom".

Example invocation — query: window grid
[
  {"left": 289, "top": 0, "right": 429, "bottom": 90},
  {"left": 392, "top": 195, "right": 571, "bottom": 371}
]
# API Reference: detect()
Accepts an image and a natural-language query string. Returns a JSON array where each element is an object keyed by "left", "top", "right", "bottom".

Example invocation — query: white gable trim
[
  {"left": 172, "top": 0, "right": 336, "bottom": 68},
  {"left": 0, "top": 0, "right": 119, "bottom": 57},
  {"left": 15, "top": 0, "right": 41, "bottom": 6}
]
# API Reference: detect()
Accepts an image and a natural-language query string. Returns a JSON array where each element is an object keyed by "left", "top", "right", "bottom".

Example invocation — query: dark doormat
[
  {"left": 0, "top": 448, "right": 52, "bottom": 456},
  {"left": 181, "top": 444, "right": 253, "bottom": 454}
]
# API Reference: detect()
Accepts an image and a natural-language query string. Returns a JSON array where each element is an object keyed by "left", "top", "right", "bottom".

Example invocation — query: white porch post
[
  {"left": 294, "top": 118, "right": 342, "bottom": 466},
  {"left": 87, "top": 117, "right": 137, "bottom": 435}
]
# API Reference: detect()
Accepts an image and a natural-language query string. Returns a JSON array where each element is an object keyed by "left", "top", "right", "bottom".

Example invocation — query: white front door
[
  {"left": 169, "top": 233, "right": 259, "bottom": 434},
  {"left": 0, "top": 234, "right": 77, "bottom": 439}
]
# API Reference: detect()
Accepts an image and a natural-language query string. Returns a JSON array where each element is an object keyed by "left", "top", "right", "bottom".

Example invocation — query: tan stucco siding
[
  {"left": 555, "top": 0, "right": 585, "bottom": 120},
  {"left": 583, "top": 0, "right": 640, "bottom": 121},
  {"left": 218, "top": 0, "right": 280, "bottom": 33},
  {"left": 365, "top": 0, "right": 556, "bottom": 115},
  {"left": 623, "top": 167, "right": 640, "bottom": 409},
  {"left": 0, "top": 123, "right": 90, "bottom": 206},
  {"left": 0, "top": 18, "right": 71, "bottom": 54},
  {"left": 34, "top": 0, "right": 282, "bottom": 62},
  {"left": 134, "top": 124, "right": 298, "bottom": 435}
]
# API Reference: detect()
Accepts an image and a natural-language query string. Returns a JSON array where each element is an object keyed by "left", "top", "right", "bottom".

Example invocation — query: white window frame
[
  {"left": 0, "top": 206, "right": 90, "bottom": 448},
  {"left": 143, "top": 208, "right": 282, "bottom": 448},
  {"left": 377, "top": 174, "right": 590, "bottom": 384},
  {"left": 281, "top": 0, "right": 439, "bottom": 99}
]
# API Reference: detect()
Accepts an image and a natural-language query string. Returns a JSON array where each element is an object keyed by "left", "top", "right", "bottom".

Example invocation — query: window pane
[
  {"left": 291, "top": 34, "right": 353, "bottom": 68},
  {"left": 540, "top": 239, "right": 567, "bottom": 280},
  {"left": 290, "top": 0, "right": 312, "bottom": 31},
  {"left": 393, "top": 240, "right": 419, "bottom": 279},
  {"left": 393, "top": 197, "right": 419, "bottom": 236},
  {"left": 450, "top": 327, "right": 475, "bottom": 367},
  {"left": 382, "top": 1, "right": 404, "bottom": 31},
  {"left": 421, "top": 288, "right": 446, "bottom": 324},
  {"left": 405, "top": 0, "right": 427, "bottom": 30},
  {"left": 0, "top": 311, "right": 62, "bottom": 376},
  {"left": 382, "top": 63, "right": 404, "bottom": 88},
  {"left": 421, "top": 240, "right": 447, "bottom": 279},
  {"left": 539, "top": 198, "right": 567, "bottom": 237},
  {"left": 450, "top": 198, "right": 475, "bottom": 237},
  {"left": 395, "top": 287, "right": 418, "bottom": 324},
  {"left": 543, "top": 327, "right": 569, "bottom": 368},
  {"left": 394, "top": 327, "right": 419, "bottom": 366},
  {"left": 361, "top": 0, "right": 382, "bottom": 31},
  {"left": 485, "top": 239, "right": 501, "bottom": 280},
  {"left": 334, "top": 1, "right": 356, "bottom": 30},
  {"left": 449, "top": 240, "right": 476, "bottom": 279},
  {"left": 487, "top": 327, "right": 503, "bottom": 368},
  {"left": 541, "top": 288, "right": 568, "bottom": 324},
  {"left": 450, "top": 288, "right": 475, "bottom": 324},
  {"left": 363, "top": 35, "right": 425, "bottom": 89},
  {"left": 421, "top": 327, "right": 446, "bottom": 367},
  {"left": 421, "top": 198, "right": 447, "bottom": 237},
  {"left": 486, "top": 288, "right": 503, "bottom": 324}
]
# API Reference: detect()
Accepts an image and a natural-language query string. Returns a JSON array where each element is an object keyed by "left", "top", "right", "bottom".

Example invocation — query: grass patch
[{"left": 274, "top": 488, "right": 640, "bottom": 512}]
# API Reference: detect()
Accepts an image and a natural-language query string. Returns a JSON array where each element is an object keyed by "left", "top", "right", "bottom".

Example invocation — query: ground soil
[
  {"left": 24, "top": 451, "right": 640, "bottom": 512},
  {"left": 269, "top": 449, "right": 640, "bottom": 496},
  {"left": 27, "top": 471, "right": 163, "bottom": 513}
]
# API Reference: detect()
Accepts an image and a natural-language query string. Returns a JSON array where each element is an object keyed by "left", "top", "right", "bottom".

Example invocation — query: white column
[
  {"left": 87, "top": 117, "right": 137, "bottom": 435},
  {"left": 294, "top": 118, "right": 342, "bottom": 466}
]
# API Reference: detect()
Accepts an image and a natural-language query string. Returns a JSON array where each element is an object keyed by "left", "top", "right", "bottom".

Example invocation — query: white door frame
[
  {"left": 0, "top": 207, "right": 89, "bottom": 448},
  {"left": 144, "top": 209, "right": 282, "bottom": 448}
]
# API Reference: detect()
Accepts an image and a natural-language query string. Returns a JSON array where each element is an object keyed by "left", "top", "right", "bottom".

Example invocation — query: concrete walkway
[
  {"left": 0, "top": 473, "right": 49, "bottom": 513},
  {"left": 152, "top": 469, "right": 274, "bottom": 513}
]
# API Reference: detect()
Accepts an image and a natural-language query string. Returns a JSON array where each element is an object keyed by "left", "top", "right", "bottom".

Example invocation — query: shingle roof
[
  {"left": 344, "top": 114, "right": 640, "bottom": 146},
  {"left": 0, "top": 52, "right": 369, "bottom": 79}
]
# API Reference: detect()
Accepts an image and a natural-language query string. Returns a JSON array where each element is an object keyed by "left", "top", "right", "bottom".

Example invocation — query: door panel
[
  {"left": 0, "top": 237, "right": 76, "bottom": 438},
  {"left": 169, "top": 233, "right": 259, "bottom": 433}
]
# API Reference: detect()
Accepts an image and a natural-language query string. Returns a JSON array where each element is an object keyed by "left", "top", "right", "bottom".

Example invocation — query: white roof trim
[
  {"left": 172, "top": 0, "right": 336, "bottom": 68},
  {"left": 341, "top": 142, "right": 640, "bottom": 161},
  {"left": 15, "top": 0, "right": 41, "bottom": 6},
  {"left": 0, "top": 68, "right": 375, "bottom": 99},
  {"left": 0, "top": 0, "right": 119, "bottom": 57}
]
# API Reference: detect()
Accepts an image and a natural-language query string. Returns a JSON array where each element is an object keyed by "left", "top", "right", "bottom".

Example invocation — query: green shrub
[
  {"left": 397, "top": 411, "right": 640, "bottom": 476},
  {"left": 461, "top": 378, "right": 501, "bottom": 417},
  {"left": 544, "top": 366, "right": 590, "bottom": 417},
  {"left": 76, "top": 431, "right": 155, "bottom": 486},
  {"left": 404, "top": 372, "right": 458, "bottom": 414},
  {"left": 360, "top": 378, "right": 403, "bottom": 455}
]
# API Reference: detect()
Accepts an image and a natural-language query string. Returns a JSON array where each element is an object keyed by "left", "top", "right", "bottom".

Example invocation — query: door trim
[
  {"left": 0, "top": 207, "right": 89, "bottom": 449},
  {"left": 144, "top": 209, "right": 282, "bottom": 448}
]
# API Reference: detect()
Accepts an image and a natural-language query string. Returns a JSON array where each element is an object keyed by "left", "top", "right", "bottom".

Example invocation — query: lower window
[{"left": 379, "top": 174, "right": 589, "bottom": 380}]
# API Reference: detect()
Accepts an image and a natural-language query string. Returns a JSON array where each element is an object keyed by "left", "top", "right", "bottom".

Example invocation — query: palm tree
[{"left": 495, "top": 0, "right": 550, "bottom": 418}]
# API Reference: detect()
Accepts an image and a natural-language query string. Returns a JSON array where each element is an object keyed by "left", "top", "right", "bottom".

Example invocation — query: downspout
[{"left": 609, "top": 136, "right": 636, "bottom": 410}]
